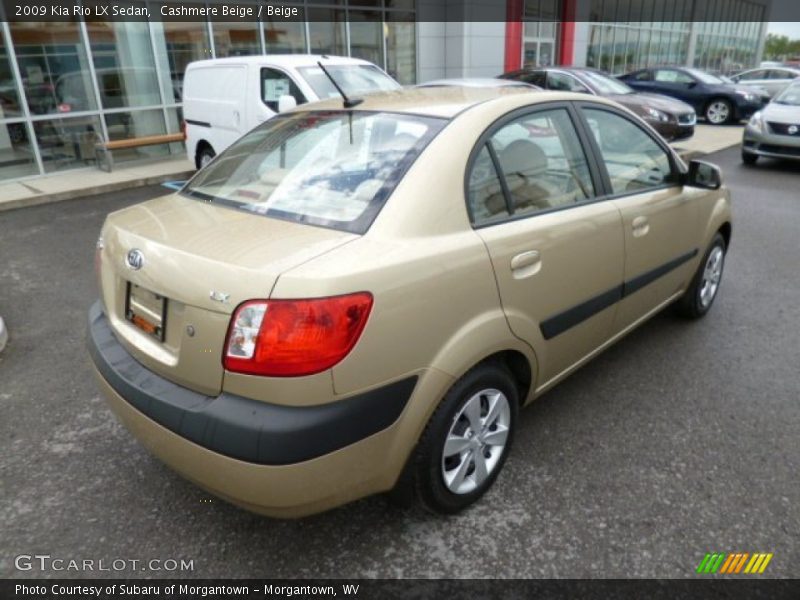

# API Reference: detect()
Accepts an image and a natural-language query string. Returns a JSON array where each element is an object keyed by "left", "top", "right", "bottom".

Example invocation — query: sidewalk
[
  {"left": 0, "top": 157, "right": 194, "bottom": 213},
  {"left": 673, "top": 123, "right": 743, "bottom": 161},
  {"left": 0, "top": 125, "right": 743, "bottom": 213}
]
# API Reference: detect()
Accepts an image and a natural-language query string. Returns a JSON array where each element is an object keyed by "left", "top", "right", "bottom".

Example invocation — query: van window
[
  {"left": 183, "top": 111, "right": 445, "bottom": 234},
  {"left": 261, "top": 68, "right": 307, "bottom": 112},
  {"left": 296, "top": 65, "right": 400, "bottom": 100}
]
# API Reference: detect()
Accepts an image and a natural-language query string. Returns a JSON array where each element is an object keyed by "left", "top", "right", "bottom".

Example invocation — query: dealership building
[{"left": 0, "top": 0, "right": 770, "bottom": 182}]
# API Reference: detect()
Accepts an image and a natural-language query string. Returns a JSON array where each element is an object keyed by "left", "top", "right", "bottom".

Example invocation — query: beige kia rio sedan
[{"left": 89, "top": 87, "right": 731, "bottom": 517}]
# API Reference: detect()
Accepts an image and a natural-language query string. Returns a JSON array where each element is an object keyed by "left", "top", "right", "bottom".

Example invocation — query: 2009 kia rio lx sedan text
[{"left": 88, "top": 87, "right": 732, "bottom": 517}]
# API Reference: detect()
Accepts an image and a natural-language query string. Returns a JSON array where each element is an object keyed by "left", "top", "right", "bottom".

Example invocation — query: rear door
[
  {"left": 184, "top": 65, "right": 247, "bottom": 151},
  {"left": 471, "top": 103, "right": 625, "bottom": 388},
  {"left": 577, "top": 104, "right": 701, "bottom": 334}
]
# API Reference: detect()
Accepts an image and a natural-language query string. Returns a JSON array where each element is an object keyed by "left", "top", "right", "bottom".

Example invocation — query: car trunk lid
[{"left": 96, "top": 193, "right": 357, "bottom": 396}]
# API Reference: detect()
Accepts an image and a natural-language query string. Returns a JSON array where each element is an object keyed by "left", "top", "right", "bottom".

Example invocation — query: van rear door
[{"left": 184, "top": 64, "right": 247, "bottom": 154}]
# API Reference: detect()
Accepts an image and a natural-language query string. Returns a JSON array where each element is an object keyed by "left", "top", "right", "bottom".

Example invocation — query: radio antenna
[{"left": 317, "top": 61, "right": 363, "bottom": 109}]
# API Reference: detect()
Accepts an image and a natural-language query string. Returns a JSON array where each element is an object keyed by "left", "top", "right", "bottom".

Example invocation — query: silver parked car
[
  {"left": 742, "top": 83, "right": 800, "bottom": 164},
  {"left": 730, "top": 67, "right": 800, "bottom": 98}
]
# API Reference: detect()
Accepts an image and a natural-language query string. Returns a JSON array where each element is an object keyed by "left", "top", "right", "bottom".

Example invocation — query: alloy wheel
[
  {"left": 441, "top": 388, "right": 511, "bottom": 495},
  {"left": 706, "top": 101, "right": 730, "bottom": 124},
  {"left": 699, "top": 246, "right": 724, "bottom": 308}
]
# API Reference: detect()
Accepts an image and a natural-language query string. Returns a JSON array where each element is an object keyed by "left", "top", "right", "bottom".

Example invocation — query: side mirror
[
  {"left": 277, "top": 95, "right": 297, "bottom": 113},
  {"left": 686, "top": 159, "right": 722, "bottom": 190},
  {"left": 687, "top": 81, "right": 698, "bottom": 89}
]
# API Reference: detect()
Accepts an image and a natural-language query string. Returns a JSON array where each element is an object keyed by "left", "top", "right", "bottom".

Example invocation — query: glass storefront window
[
  {"left": 386, "top": 20, "right": 416, "bottom": 84},
  {"left": 0, "top": 32, "right": 24, "bottom": 119},
  {"left": 85, "top": 16, "right": 162, "bottom": 109},
  {"left": 264, "top": 20, "right": 306, "bottom": 54},
  {"left": 307, "top": 11, "right": 347, "bottom": 55},
  {"left": 0, "top": 10, "right": 418, "bottom": 182},
  {"left": 150, "top": 15, "right": 212, "bottom": 104},
  {"left": 213, "top": 22, "right": 260, "bottom": 58},
  {"left": 33, "top": 115, "right": 102, "bottom": 173},
  {"left": 348, "top": 12, "right": 384, "bottom": 67},
  {"left": 9, "top": 21, "right": 96, "bottom": 116},
  {"left": 0, "top": 121, "right": 38, "bottom": 179}
]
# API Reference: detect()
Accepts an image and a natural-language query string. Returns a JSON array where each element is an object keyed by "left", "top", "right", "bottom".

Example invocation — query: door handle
[
  {"left": 632, "top": 216, "right": 649, "bottom": 237},
  {"left": 510, "top": 250, "right": 541, "bottom": 279}
]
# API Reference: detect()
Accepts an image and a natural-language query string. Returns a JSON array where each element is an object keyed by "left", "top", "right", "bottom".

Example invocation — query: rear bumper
[{"left": 88, "top": 301, "right": 419, "bottom": 516}]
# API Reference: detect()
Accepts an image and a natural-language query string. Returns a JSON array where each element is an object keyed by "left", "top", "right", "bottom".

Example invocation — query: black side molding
[
  {"left": 540, "top": 248, "right": 699, "bottom": 340},
  {"left": 623, "top": 249, "right": 698, "bottom": 297},
  {"left": 88, "top": 303, "right": 416, "bottom": 465},
  {"left": 185, "top": 119, "right": 211, "bottom": 128}
]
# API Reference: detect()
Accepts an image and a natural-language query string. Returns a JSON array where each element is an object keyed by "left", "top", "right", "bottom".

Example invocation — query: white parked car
[
  {"left": 730, "top": 67, "right": 800, "bottom": 98},
  {"left": 183, "top": 55, "right": 400, "bottom": 169}
]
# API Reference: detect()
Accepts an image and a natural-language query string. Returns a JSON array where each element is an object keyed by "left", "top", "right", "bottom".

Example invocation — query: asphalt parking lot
[{"left": 1, "top": 146, "right": 798, "bottom": 580}]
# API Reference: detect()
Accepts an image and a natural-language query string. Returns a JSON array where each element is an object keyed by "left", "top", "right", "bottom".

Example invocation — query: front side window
[
  {"left": 183, "top": 111, "right": 445, "bottom": 233},
  {"left": 468, "top": 108, "right": 595, "bottom": 225},
  {"left": 296, "top": 65, "right": 400, "bottom": 100},
  {"left": 633, "top": 70, "right": 653, "bottom": 81},
  {"left": 582, "top": 108, "right": 675, "bottom": 195},
  {"left": 260, "top": 68, "right": 306, "bottom": 112}
]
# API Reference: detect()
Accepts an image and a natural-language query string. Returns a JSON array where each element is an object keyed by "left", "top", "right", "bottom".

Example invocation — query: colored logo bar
[{"left": 696, "top": 553, "right": 773, "bottom": 574}]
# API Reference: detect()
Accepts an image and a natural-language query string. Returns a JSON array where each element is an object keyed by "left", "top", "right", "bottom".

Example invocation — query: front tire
[
  {"left": 705, "top": 99, "right": 733, "bottom": 125},
  {"left": 742, "top": 150, "right": 758, "bottom": 165},
  {"left": 412, "top": 362, "right": 519, "bottom": 514},
  {"left": 675, "top": 233, "right": 727, "bottom": 319}
]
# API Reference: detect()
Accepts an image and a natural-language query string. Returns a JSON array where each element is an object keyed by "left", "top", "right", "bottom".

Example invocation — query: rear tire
[
  {"left": 705, "top": 98, "right": 733, "bottom": 125},
  {"left": 741, "top": 150, "right": 758, "bottom": 165},
  {"left": 196, "top": 145, "right": 216, "bottom": 170},
  {"left": 675, "top": 233, "right": 727, "bottom": 319},
  {"left": 411, "top": 362, "right": 518, "bottom": 514}
]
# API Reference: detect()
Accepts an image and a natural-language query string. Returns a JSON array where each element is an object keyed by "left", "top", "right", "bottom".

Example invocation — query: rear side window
[
  {"left": 547, "top": 72, "right": 588, "bottom": 93},
  {"left": 582, "top": 108, "right": 675, "bottom": 195},
  {"left": 261, "top": 68, "right": 307, "bottom": 112},
  {"left": 183, "top": 111, "right": 445, "bottom": 234},
  {"left": 468, "top": 108, "right": 596, "bottom": 225},
  {"left": 655, "top": 69, "right": 694, "bottom": 84}
]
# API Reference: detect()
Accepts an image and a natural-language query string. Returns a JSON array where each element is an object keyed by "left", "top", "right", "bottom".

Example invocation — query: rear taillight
[{"left": 223, "top": 293, "right": 373, "bottom": 377}]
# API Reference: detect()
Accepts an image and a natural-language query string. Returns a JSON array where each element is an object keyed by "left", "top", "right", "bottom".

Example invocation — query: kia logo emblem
[
  {"left": 788, "top": 125, "right": 799, "bottom": 135},
  {"left": 126, "top": 249, "right": 145, "bottom": 270}
]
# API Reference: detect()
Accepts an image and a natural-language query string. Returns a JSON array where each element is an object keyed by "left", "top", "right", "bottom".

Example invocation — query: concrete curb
[
  {"left": 0, "top": 169, "right": 196, "bottom": 213},
  {"left": 0, "top": 316, "right": 7, "bottom": 353}
]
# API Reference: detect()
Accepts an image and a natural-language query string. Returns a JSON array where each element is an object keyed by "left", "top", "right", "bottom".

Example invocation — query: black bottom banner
[{"left": 3, "top": 579, "right": 799, "bottom": 600}]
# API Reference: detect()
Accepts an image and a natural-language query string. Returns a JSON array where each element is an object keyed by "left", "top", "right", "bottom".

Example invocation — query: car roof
[
  {"left": 187, "top": 54, "right": 374, "bottom": 69},
  {"left": 417, "top": 78, "right": 536, "bottom": 88},
  {"left": 292, "top": 86, "right": 600, "bottom": 119}
]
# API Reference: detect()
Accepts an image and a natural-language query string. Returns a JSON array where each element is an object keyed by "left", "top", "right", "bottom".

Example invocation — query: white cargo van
[{"left": 183, "top": 55, "right": 400, "bottom": 168}]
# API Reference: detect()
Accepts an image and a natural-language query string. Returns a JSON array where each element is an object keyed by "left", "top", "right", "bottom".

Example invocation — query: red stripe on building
[
  {"left": 504, "top": 0, "right": 524, "bottom": 72},
  {"left": 559, "top": 0, "right": 577, "bottom": 66}
]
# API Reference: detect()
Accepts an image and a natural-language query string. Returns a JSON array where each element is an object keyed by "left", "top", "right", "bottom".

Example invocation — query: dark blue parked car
[{"left": 619, "top": 66, "right": 769, "bottom": 125}]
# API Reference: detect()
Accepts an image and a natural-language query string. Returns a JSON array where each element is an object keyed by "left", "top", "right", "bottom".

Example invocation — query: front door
[
  {"left": 468, "top": 104, "right": 625, "bottom": 388},
  {"left": 578, "top": 105, "right": 701, "bottom": 334}
]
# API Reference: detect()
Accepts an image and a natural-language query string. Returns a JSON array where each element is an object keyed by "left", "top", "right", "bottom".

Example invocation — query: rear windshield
[
  {"left": 182, "top": 111, "right": 446, "bottom": 233},
  {"left": 297, "top": 65, "right": 400, "bottom": 99}
]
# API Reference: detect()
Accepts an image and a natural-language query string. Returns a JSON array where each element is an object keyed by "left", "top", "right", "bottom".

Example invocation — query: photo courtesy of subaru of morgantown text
[{"left": 89, "top": 85, "right": 731, "bottom": 517}]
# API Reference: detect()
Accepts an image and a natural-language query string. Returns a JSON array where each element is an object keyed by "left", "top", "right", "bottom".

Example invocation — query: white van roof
[{"left": 186, "top": 55, "right": 376, "bottom": 70}]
